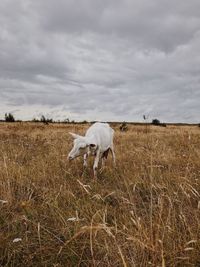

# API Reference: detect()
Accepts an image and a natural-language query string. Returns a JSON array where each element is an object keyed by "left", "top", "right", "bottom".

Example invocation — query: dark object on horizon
[
  {"left": 152, "top": 119, "right": 161, "bottom": 125},
  {"left": 152, "top": 119, "right": 167, "bottom": 127},
  {"left": 5, "top": 113, "right": 15, "bottom": 122},
  {"left": 120, "top": 122, "right": 128, "bottom": 132}
]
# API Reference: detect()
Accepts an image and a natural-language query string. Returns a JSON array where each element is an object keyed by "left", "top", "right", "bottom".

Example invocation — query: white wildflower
[
  {"left": 67, "top": 217, "right": 77, "bottom": 222},
  {"left": 0, "top": 199, "right": 8, "bottom": 204},
  {"left": 13, "top": 238, "right": 22, "bottom": 243}
]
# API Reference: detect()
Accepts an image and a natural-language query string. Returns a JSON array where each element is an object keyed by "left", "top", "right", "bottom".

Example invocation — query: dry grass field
[{"left": 0, "top": 122, "right": 200, "bottom": 267}]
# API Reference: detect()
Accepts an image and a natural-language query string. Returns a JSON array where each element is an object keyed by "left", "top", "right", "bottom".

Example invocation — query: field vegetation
[{"left": 0, "top": 122, "right": 200, "bottom": 266}]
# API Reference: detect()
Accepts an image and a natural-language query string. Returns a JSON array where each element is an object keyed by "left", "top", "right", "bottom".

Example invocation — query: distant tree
[
  {"left": 5, "top": 113, "right": 15, "bottom": 122},
  {"left": 40, "top": 115, "right": 47, "bottom": 124},
  {"left": 40, "top": 115, "right": 53, "bottom": 125},
  {"left": 152, "top": 119, "right": 161, "bottom": 125}
]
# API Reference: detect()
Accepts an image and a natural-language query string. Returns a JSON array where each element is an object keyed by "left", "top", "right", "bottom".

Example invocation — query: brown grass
[{"left": 0, "top": 122, "right": 200, "bottom": 267}]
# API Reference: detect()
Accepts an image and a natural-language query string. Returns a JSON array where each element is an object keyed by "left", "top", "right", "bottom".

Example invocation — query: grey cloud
[
  {"left": 34, "top": 0, "right": 200, "bottom": 52},
  {"left": 0, "top": 0, "right": 200, "bottom": 122}
]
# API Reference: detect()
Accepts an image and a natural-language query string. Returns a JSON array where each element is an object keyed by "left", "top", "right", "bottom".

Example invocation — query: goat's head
[{"left": 68, "top": 132, "right": 97, "bottom": 160}]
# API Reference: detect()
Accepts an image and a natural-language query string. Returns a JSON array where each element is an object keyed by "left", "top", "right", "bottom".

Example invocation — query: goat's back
[{"left": 86, "top": 122, "right": 114, "bottom": 151}]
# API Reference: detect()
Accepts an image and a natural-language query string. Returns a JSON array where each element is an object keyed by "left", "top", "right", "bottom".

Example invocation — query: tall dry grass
[{"left": 0, "top": 122, "right": 200, "bottom": 266}]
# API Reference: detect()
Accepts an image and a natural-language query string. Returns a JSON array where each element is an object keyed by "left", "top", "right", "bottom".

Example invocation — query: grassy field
[{"left": 0, "top": 122, "right": 200, "bottom": 267}]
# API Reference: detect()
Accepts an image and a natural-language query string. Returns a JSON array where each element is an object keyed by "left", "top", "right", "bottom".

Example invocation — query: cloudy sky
[{"left": 0, "top": 0, "right": 200, "bottom": 122}]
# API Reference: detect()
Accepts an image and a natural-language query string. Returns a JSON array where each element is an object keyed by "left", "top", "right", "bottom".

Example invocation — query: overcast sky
[{"left": 0, "top": 0, "right": 200, "bottom": 122}]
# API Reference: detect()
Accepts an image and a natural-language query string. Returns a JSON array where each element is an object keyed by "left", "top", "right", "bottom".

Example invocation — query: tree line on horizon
[
  {"left": 1, "top": 113, "right": 88, "bottom": 125},
  {"left": 1, "top": 113, "right": 199, "bottom": 127}
]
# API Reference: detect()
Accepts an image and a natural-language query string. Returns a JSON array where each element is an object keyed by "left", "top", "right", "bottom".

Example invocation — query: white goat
[{"left": 68, "top": 122, "right": 115, "bottom": 177}]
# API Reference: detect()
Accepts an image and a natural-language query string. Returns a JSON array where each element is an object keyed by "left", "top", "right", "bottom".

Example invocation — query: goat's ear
[{"left": 69, "top": 132, "right": 81, "bottom": 139}]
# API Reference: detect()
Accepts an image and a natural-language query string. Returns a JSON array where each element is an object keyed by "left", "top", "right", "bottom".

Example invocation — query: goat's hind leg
[
  {"left": 100, "top": 155, "right": 106, "bottom": 173},
  {"left": 100, "top": 149, "right": 109, "bottom": 172},
  {"left": 110, "top": 146, "right": 116, "bottom": 166}
]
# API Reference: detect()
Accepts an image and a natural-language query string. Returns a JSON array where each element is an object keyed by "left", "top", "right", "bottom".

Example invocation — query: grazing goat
[{"left": 68, "top": 122, "right": 115, "bottom": 177}]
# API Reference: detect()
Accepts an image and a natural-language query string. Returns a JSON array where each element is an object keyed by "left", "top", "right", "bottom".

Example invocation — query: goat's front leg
[
  {"left": 83, "top": 149, "right": 91, "bottom": 167},
  {"left": 83, "top": 153, "right": 88, "bottom": 167},
  {"left": 93, "top": 149, "right": 100, "bottom": 178}
]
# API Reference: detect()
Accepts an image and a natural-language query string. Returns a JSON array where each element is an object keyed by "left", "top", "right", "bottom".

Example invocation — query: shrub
[
  {"left": 63, "top": 118, "right": 70, "bottom": 124},
  {"left": 32, "top": 118, "right": 40, "bottom": 122},
  {"left": 120, "top": 122, "right": 128, "bottom": 132},
  {"left": 152, "top": 119, "right": 161, "bottom": 125},
  {"left": 152, "top": 119, "right": 167, "bottom": 127}
]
